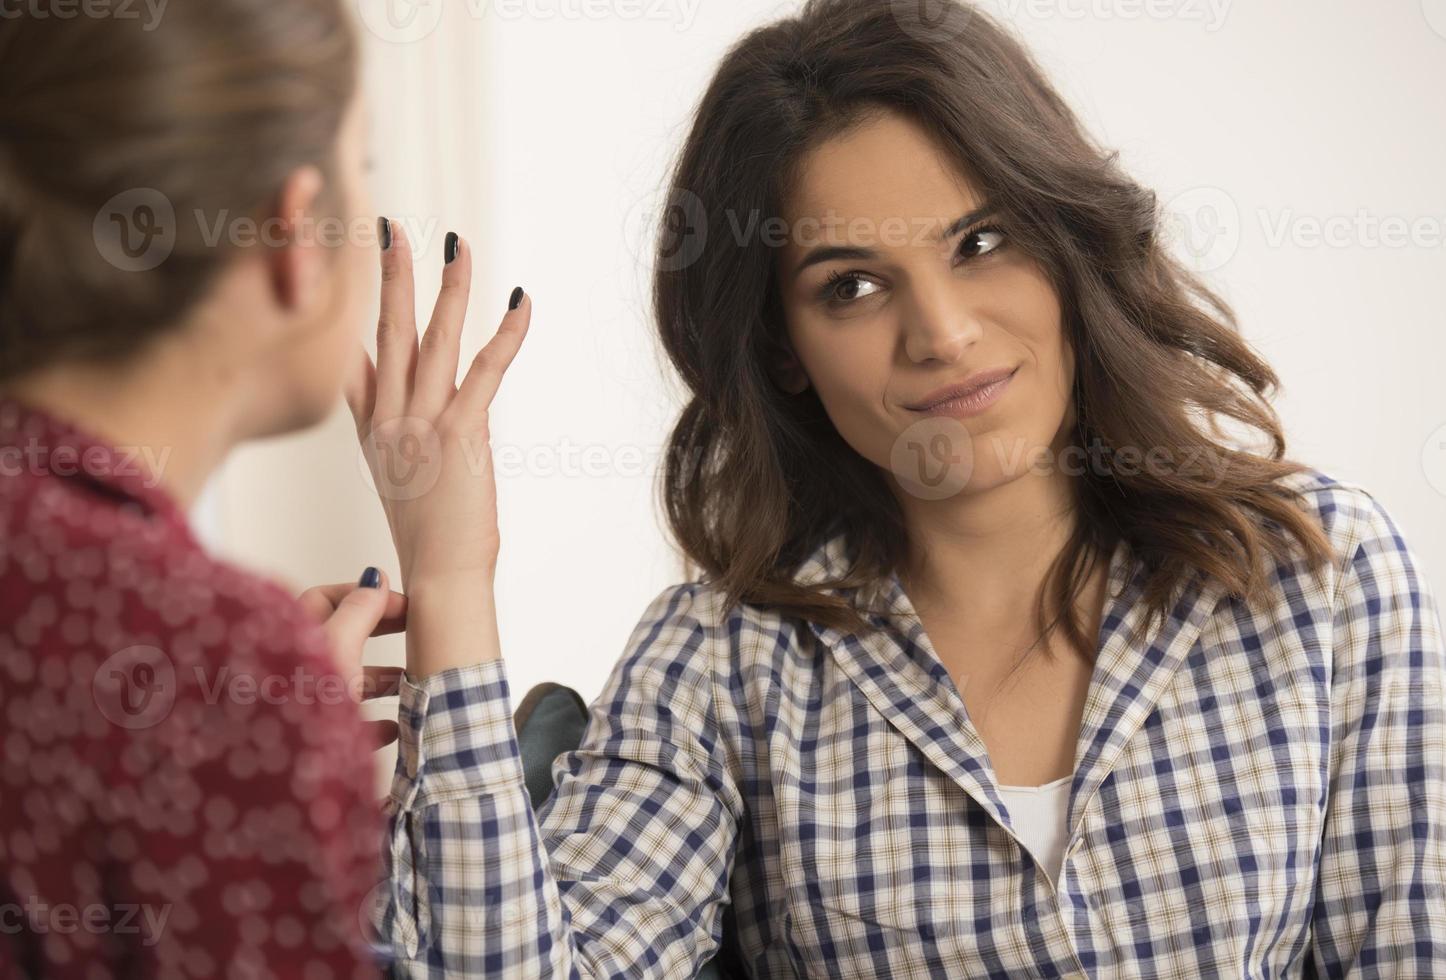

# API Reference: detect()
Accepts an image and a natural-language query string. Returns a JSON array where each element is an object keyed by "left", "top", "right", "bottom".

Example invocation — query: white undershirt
[{"left": 996, "top": 774, "right": 1073, "bottom": 882}]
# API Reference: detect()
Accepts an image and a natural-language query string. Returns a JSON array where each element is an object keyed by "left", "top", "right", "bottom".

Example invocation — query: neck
[
  {"left": 3, "top": 345, "right": 242, "bottom": 511},
  {"left": 896, "top": 466, "right": 1084, "bottom": 625}
]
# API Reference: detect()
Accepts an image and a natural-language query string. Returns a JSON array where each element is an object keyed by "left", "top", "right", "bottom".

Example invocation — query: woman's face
[{"left": 775, "top": 110, "right": 1076, "bottom": 500}]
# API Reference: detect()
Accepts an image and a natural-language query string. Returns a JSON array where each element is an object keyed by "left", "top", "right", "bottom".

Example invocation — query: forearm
[
  {"left": 373, "top": 584, "right": 742, "bottom": 978},
  {"left": 404, "top": 573, "right": 501, "bottom": 679},
  {"left": 375, "top": 660, "right": 599, "bottom": 978}
]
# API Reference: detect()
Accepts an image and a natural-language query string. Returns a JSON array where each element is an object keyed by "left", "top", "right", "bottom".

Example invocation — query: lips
[{"left": 906, "top": 367, "right": 1018, "bottom": 412}]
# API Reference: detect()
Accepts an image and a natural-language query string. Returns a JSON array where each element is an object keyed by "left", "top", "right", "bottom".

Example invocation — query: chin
[
  {"left": 248, "top": 391, "right": 338, "bottom": 442},
  {"left": 291, "top": 390, "right": 339, "bottom": 432}
]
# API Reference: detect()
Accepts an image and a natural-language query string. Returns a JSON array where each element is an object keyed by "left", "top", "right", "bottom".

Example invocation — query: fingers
[
  {"left": 297, "top": 578, "right": 408, "bottom": 636},
  {"left": 365, "top": 719, "right": 400, "bottom": 747},
  {"left": 359, "top": 665, "right": 406, "bottom": 700},
  {"left": 374, "top": 217, "right": 418, "bottom": 423},
  {"left": 344, "top": 344, "right": 378, "bottom": 434},
  {"left": 320, "top": 568, "right": 402, "bottom": 662},
  {"left": 412, "top": 231, "right": 471, "bottom": 419},
  {"left": 296, "top": 583, "right": 345, "bottom": 622},
  {"left": 454, "top": 288, "right": 532, "bottom": 420}
]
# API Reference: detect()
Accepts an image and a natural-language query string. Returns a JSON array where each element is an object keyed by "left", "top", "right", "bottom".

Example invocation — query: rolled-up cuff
[{"left": 389, "top": 659, "right": 526, "bottom": 810}]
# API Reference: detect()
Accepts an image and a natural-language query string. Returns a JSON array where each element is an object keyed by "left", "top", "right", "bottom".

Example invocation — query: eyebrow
[{"left": 790, "top": 201, "right": 998, "bottom": 281}]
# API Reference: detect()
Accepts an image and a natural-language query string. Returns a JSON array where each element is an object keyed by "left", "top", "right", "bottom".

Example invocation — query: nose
[{"left": 899, "top": 273, "right": 983, "bottom": 365}]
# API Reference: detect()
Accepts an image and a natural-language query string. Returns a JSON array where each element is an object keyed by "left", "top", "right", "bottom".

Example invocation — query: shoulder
[
  {"left": 1275, "top": 463, "right": 1391, "bottom": 543},
  {"left": 1, "top": 466, "right": 323, "bottom": 657},
  {"left": 119, "top": 546, "right": 346, "bottom": 732},
  {"left": 2, "top": 474, "right": 351, "bottom": 740},
  {"left": 1273, "top": 463, "right": 1430, "bottom": 604},
  {"left": 51, "top": 485, "right": 334, "bottom": 670},
  {"left": 620, "top": 577, "right": 816, "bottom": 693},
  {"left": 618, "top": 580, "right": 724, "bottom": 681},
  {"left": 1272, "top": 468, "right": 1442, "bottom": 691},
  {"left": 182, "top": 553, "right": 338, "bottom": 673}
]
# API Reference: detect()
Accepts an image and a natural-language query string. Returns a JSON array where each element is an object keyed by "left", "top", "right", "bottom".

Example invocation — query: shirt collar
[
  {"left": 0, "top": 391, "right": 191, "bottom": 533},
  {"left": 788, "top": 525, "right": 1143, "bottom": 633},
  {"left": 789, "top": 522, "right": 1228, "bottom": 825}
]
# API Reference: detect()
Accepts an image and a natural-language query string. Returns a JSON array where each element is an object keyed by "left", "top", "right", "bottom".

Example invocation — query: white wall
[{"left": 208, "top": 1, "right": 1446, "bottom": 788}]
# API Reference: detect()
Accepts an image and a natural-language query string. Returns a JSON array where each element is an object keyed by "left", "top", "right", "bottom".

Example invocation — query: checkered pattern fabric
[{"left": 372, "top": 467, "right": 1446, "bottom": 978}]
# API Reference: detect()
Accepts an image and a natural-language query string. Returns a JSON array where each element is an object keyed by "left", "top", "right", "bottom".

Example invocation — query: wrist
[
  {"left": 405, "top": 569, "right": 495, "bottom": 603},
  {"left": 403, "top": 576, "right": 502, "bottom": 679}
]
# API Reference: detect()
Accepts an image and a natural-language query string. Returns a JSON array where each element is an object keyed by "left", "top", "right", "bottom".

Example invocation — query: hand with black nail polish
[{"left": 343, "top": 218, "right": 533, "bottom": 676}]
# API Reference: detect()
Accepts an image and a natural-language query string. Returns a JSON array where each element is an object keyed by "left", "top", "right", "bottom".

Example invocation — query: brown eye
[
  {"left": 825, "top": 274, "right": 881, "bottom": 304},
  {"left": 958, "top": 226, "right": 1007, "bottom": 261}
]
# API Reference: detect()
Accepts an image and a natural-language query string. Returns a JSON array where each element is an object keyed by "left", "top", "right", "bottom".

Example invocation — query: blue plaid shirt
[{"left": 372, "top": 467, "right": 1446, "bottom": 977}]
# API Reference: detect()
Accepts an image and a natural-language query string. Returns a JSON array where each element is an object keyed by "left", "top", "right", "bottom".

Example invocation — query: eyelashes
[
  {"left": 818, "top": 222, "right": 1010, "bottom": 307},
  {"left": 957, "top": 223, "right": 1008, "bottom": 261},
  {"left": 821, "top": 267, "right": 880, "bottom": 304}
]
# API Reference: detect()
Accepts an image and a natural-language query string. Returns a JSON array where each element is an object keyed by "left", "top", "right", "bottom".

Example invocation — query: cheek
[
  {"left": 1040, "top": 325, "right": 1074, "bottom": 407},
  {"left": 347, "top": 243, "right": 373, "bottom": 331},
  {"left": 992, "top": 263, "right": 1070, "bottom": 398},
  {"left": 336, "top": 177, "right": 374, "bottom": 345},
  {"left": 795, "top": 314, "right": 886, "bottom": 398},
  {"left": 792, "top": 319, "right": 899, "bottom": 460},
  {"left": 303, "top": 247, "right": 368, "bottom": 390},
  {"left": 325, "top": 243, "right": 371, "bottom": 349},
  {"left": 1008, "top": 323, "right": 1076, "bottom": 454}
]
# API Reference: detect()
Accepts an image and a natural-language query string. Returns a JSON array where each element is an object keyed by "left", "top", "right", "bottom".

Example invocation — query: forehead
[{"left": 782, "top": 111, "right": 983, "bottom": 245}]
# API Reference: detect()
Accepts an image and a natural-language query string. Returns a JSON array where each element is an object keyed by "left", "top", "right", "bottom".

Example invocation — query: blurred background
[{"left": 196, "top": 0, "right": 1446, "bottom": 788}]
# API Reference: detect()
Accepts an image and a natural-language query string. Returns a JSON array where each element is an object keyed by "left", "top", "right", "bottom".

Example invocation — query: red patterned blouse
[{"left": 0, "top": 393, "right": 383, "bottom": 979}]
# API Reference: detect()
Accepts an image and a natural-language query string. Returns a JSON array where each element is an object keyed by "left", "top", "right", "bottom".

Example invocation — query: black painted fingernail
[
  {"left": 445, "top": 231, "right": 459, "bottom": 264},
  {"left": 378, "top": 217, "right": 392, "bottom": 251},
  {"left": 358, "top": 567, "right": 381, "bottom": 589},
  {"left": 509, "top": 286, "right": 524, "bottom": 310}
]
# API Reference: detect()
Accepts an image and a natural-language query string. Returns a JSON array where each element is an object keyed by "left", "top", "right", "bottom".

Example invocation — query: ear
[
  {"left": 266, "top": 164, "right": 326, "bottom": 311},
  {"left": 768, "top": 337, "right": 811, "bottom": 395}
]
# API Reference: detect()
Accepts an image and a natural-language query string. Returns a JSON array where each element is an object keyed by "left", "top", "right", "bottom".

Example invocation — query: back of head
[{"left": 0, "top": 0, "right": 358, "bottom": 383}]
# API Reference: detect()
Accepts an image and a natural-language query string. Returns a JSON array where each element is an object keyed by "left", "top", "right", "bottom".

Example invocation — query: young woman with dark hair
[{"left": 371, "top": 0, "right": 1446, "bottom": 977}]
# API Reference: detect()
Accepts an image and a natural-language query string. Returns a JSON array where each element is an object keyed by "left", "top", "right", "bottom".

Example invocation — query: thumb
[{"left": 323, "top": 567, "right": 391, "bottom": 672}]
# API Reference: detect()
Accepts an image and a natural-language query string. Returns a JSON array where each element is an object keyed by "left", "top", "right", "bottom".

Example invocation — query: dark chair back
[{"left": 513, "top": 682, "right": 741, "bottom": 979}]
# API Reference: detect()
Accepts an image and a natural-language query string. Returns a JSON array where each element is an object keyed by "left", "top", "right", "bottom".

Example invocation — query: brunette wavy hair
[{"left": 653, "top": 0, "right": 1335, "bottom": 661}]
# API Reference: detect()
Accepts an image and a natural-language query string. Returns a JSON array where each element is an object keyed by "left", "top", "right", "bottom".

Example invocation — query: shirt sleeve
[
  {"left": 1307, "top": 489, "right": 1446, "bottom": 976},
  {"left": 372, "top": 583, "right": 744, "bottom": 979}
]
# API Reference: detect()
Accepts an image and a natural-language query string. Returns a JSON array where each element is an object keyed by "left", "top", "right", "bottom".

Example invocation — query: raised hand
[{"left": 344, "top": 220, "right": 531, "bottom": 677}]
